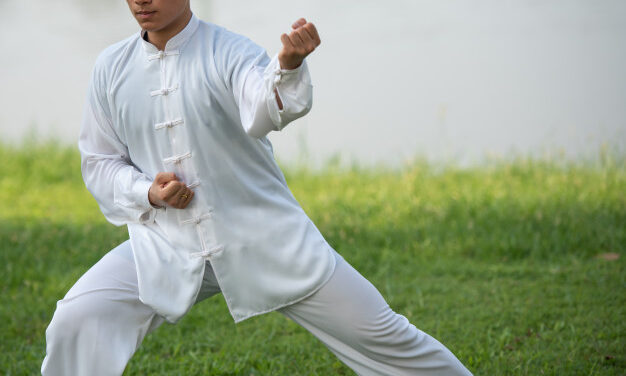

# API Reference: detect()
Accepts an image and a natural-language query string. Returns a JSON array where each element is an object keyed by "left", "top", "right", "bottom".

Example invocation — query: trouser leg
[
  {"left": 279, "top": 253, "right": 472, "bottom": 376},
  {"left": 41, "top": 241, "right": 163, "bottom": 376},
  {"left": 41, "top": 240, "right": 222, "bottom": 376}
]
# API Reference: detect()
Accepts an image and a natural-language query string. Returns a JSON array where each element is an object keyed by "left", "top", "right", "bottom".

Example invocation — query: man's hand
[
  {"left": 148, "top": 172, "right": 194, "bottom": 209},
  {"left": 278, "top": 18, "right": 321, "bottom": 70}
]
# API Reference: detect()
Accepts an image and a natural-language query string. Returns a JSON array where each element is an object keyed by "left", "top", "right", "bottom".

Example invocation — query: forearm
[
  {"left": 81, "top": 152, "right": 156, "bottom": 226},
  {"left": 241, "top": 55, "right": 313, "bottom": 138},
  {"left": 238, "top": 18, "right": 319, "bottom": 139}
]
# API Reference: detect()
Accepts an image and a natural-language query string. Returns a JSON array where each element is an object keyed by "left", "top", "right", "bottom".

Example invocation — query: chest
[{"left": 108, "top": 52, "right": 234, "bottom": 149}]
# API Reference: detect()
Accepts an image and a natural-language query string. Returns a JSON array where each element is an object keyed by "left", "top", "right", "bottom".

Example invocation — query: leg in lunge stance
[
  {"left": 42, "top": 242, "right": 163, "bottom": 376},
  {"left": 45, "top": 1, "right": 472, "bottom": 373},
  {"left": 281, "top": 252, "right": 472, "bottom": 376},
  {"left": 41, "top": 241, "right": 221, "bottom": 376}
]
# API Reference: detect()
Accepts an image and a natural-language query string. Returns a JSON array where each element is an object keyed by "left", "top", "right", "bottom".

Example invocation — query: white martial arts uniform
[
  {"left": 42, "top": 14, "right": 472, "bottom": 375},
  {"left": 77, "top": 14, "right": 334, "bottom": 324},
  {"left": 42, "top": 242, "right": 471, "bottom": 376}
]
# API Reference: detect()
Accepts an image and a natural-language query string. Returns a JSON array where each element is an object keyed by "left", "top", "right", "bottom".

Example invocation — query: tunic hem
[{"left": 230, "top": 246, "right": 338, "bottom": 324}]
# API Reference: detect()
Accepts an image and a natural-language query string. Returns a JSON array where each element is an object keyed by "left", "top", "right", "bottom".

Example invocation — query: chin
[
  {"left": 134, "top": 16, "right": 163, "bottom": 31},
  {"left": 137, "top": 21, "right": 162, "bottom": 32}
]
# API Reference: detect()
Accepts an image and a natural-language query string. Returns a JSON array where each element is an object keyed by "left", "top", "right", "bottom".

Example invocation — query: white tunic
[{"left": 78, "top": 14, "right": 336, "bottom": 323}]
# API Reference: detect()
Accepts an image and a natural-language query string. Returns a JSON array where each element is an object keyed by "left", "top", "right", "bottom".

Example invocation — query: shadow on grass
[
  {"left": 0, "top": 219, "right": 128, "bottom": 371},
  {"left": 1, "top": 191, "right": 624, "bottom": 374}
]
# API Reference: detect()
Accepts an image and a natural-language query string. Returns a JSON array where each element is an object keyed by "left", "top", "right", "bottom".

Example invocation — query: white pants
[{"left": 41, "top": 241, "right": 472, "bottom": 376}]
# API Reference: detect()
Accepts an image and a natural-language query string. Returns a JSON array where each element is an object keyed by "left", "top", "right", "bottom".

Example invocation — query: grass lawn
[{"left": 1, "top": 143, "right": 624, "bottom": 375}]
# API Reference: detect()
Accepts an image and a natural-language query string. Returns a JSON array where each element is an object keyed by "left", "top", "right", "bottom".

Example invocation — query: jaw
[
  {"left": 134, "top": 12, "right": 163, "bottom": 32},
  {"left": 134, "top": 6, "right": 191, "bottom": 34},
  {"left": 138, "top": 20, "right": 162, "bottom": 32}
]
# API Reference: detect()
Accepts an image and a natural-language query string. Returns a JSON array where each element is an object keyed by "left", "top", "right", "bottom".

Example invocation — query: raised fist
[{"left": 278, "top": 18, "right": 321, "bottom": 70}]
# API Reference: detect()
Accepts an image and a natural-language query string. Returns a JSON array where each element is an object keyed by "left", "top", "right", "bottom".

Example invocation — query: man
[{"left": 42, "top": 0, "right": 473, "bottom": 375}]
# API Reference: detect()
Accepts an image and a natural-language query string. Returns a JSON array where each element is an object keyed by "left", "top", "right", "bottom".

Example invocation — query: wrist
[
  {"left": 148, "top": 186, "right": 164, "bottom": 209},
  {"left": 278, "top": 54, "right": 303, "bottom": 70}
]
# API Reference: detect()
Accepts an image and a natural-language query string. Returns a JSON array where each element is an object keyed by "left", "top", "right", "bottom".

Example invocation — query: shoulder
[
  {"left": 92, "top": 33, "right": 141, "bottom": 79},
  {"left": 196, "top": 19, "right": 263, "bottom": 55},
  {"left": 196, "top": 19, "right": 242, "bottom": 43}
]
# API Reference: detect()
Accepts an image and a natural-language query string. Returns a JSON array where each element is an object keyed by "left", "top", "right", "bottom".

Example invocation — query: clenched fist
[
  {"left": 278, "top": 18, "right": 321, "bottom": 70},
  {"left": 148, "top": 172, "right": 194, "bottom": 209}
]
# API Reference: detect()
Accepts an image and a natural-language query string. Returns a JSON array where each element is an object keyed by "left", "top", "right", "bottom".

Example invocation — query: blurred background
[
  {"left": 0, "top": 0, "right": 624, "bottom": 166},
  {"left": 1, "top": 2, "right": 625, "bottom": 374}
]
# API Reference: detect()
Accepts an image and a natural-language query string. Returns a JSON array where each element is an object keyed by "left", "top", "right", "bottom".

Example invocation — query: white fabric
[
  {"left": 42, "top": 241, "right": 472, "bottom": 376},
  {"left": 78, "top": 14, "right": 335, "bottom": 323},
  {"left": 280, "top": 258, "right": 472, "bottom": 376}
]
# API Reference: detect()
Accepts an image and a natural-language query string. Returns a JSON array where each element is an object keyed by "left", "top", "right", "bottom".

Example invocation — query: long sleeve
[
  {"left": 219, "top": 33, "right": 313, "bottom": 139},
  {"left": 78, "top": 65, "right": 157, "bottom": 227},
  {"left": 239, "top": 55, "right": 313, "bottom": 138},
  {"left": 66, "top": 18, "right": 340, "bottom": 325}
]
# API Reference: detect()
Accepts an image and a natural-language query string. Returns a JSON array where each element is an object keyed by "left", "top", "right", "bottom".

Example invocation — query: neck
[{"left": 145, "top": 8, "right": 192, "bottom": 51}]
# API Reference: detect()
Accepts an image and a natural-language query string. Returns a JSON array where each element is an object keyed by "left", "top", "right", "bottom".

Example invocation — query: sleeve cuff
[
  {"left": 263, "top": 54, "right": 313, "bottom": 130},
  {"left": 135, "top": 178, "right": 158, "bottom": 224},
  {"left": 113, "top": 175, "right": 158, "bottom": 224}
]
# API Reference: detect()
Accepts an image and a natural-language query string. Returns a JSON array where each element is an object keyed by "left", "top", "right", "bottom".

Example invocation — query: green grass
[{"left": 1, "top": 142, "right": 624, "bottom": 375}]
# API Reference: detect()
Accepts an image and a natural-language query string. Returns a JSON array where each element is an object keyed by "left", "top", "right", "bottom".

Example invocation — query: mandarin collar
[{"left": 140, "top": 13, "right": 199, "bottom": 53}]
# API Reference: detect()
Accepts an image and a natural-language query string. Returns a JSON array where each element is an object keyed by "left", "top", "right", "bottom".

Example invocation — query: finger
[
  {"left": 295, "top": 26, "right": 314, "bottom": 44},
  {"left": 280, "top": 33, "right": 295, "bottom": 50},
  {"left": 181, "top": 188, "right": 195, "bottom": 208},
  {"left": 295, "top": 27, "right": 316, "bottom": 51},
  {"left": 289, "top": 30, "right": 307, "bottom": 51},
  {"left": 156, "top": 172, "right": 178, "bottom": 185},
  {"left": 180, "top": 190, "right": 194, "bottom": 209},
  {"left": 173, "top": 190, "right": 188, "bottom": 208},
  {"left": 163, "top": 181, "right": 185, "bottom": 203},
  {"left": 292, "top": 18, "right": 306, "bottom": 30},
  {"left": 294, "top": 30, "right": 316, "bottom": 55},
  {"left": 303, "top": 23, "right": 321, "bottom": 46},
  {"left": 180, "top": 186, "right": 192, "bottom": 204}
]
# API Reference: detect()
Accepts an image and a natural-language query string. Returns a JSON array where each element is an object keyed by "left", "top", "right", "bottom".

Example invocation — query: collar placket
[{"left": 146, "top": 17, "right": 216, "bottom": 253}]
